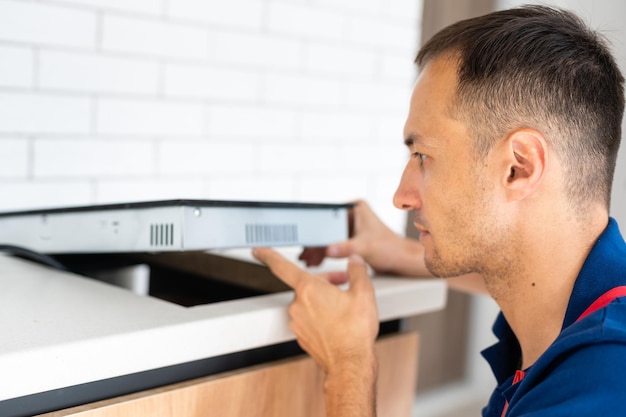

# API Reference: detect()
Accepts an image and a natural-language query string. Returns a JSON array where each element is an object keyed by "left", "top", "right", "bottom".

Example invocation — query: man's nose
[{"left": 393, "top": 162, "right": 422, "bottom": 211}]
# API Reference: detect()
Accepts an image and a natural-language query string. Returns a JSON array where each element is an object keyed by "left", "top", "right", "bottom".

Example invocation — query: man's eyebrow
[
  {"left": 404, "top": 133, "right": 438, "bottom": 152},
  {"left": 404, "top": 134, "right": 422, "bottom": 147}
]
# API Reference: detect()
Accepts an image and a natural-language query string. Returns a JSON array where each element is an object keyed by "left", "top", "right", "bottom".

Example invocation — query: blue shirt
[{"left": 481, "top": 218, "right": 626, "bottom": 416}]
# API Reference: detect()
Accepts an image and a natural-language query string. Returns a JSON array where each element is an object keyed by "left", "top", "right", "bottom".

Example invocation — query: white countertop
[{"left": 0, "top": 250, "right": 446, "bottom": 401}]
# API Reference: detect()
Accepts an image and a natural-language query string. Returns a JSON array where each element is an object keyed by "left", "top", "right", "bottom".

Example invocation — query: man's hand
[
  {"left": 253, "top": 248, "right": 379, "bottom": 416},
  {"left": 253, "top": 248, "right": 379, "bottom": 372},
  {"left": 300, "top": 200, "right": 432, "bottom": 278}
]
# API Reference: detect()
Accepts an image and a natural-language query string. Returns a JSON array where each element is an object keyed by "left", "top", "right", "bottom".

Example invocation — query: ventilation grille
[
  {"left": 245, "top": 223, "right": 298, "bottom": 245},
  {"left": 150, "top": 223, "right": 174, "bottom": 246}
]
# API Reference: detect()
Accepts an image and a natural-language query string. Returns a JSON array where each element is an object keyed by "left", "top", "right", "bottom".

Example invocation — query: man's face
[{"left": 394, "top": 57, "right": 508, "bottom": 278}]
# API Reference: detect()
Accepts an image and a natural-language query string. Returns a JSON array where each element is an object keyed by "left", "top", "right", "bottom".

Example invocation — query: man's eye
[{"left": 412, "top": 152, "right": 427, "bottom": 164}]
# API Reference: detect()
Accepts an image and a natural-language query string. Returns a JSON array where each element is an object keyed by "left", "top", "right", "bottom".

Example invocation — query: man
[{"left": 253, "top": 6, "right": 626, "bottom": 416}]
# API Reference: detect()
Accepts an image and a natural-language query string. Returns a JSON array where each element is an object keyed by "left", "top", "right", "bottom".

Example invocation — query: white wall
[{"left": 0, "top": 0, "right": 423, "bottom": 234}]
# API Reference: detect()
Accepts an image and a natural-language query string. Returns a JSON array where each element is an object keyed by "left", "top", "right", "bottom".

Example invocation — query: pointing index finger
[{"left": 252, "top": 247, "right": 304, "bottom": 289}]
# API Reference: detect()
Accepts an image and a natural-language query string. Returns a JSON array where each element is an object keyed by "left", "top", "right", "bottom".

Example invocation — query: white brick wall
[
  {"left": 0, "top": 1, "right": 97, "bottom": 48},
  {"left": 102, "top": 14, "right": 211, "bottom": 60},
  {"left": 34, "top": 139, "right": 154, "bottom": 177},
  {"left": 40, "top": 50, "right": 160, "bottom": 94},
  {"left": 0, "top": 138, "right": 28, "bottom": 178},
  {"left": 0, "top": 0, "right": 422, "bottom": 233},
  {"left": 0, "top": 92, "right": 92, "bottom": 134},
  {"left": 0, "top": 45, "right": 33, "bottom": 87},
  {"left": 167, "top": 0, "right": 264, "bottom": 29}
]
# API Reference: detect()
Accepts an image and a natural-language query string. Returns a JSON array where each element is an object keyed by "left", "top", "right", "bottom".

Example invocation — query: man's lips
[{"left": 413, "top": 222, "right": 429, "bottom": 235}]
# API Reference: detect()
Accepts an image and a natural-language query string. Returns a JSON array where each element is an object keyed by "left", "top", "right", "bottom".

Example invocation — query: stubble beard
[
  {"left": 420, "top": 191, "right": 523, "bottom": 301},
  {"left": 424, "top": 224, "right": 522, "bottom": 302}
]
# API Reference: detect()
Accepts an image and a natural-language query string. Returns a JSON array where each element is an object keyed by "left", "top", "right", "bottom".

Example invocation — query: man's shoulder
[
  {"left": 510, "top": 340, "right": 626, "bottom": 416},
  {"left": 555, "top": 299, "right": 626, "bottom": 353},
  {"left": 532, "top": 299, "right": 626, "bottom": 380},
  {"left": 508, "top": 304, "right": 626, "bottom": 415}
]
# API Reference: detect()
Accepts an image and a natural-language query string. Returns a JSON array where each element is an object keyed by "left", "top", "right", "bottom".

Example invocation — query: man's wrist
[{"left": 324, "top": 352, "right": 378, "bottom": 417}]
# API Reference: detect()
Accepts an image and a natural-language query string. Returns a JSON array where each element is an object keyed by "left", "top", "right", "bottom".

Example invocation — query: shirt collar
[{"left": 562, "top": 218, "right": 626, "bottom": 328}]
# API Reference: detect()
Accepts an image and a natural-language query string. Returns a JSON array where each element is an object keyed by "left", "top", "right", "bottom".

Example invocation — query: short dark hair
[{"left": 416, "top": 6, "right": 625, "bottom": 209}]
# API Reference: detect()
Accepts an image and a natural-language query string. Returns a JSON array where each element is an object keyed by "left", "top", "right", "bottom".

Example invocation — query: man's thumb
[
  {"left": 327, "top": 241, "right": 353, "bottom": 258},
  {"left": 347, "top": 255, "right": 373, "bottom": 293}
]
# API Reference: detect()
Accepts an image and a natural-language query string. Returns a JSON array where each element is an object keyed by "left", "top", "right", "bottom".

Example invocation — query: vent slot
[
  {"left": 245, "top": 223, "right": 298, "bottom": 245},
  {"left": 150, "top": 223, "right": 174, "bottom": 246}
]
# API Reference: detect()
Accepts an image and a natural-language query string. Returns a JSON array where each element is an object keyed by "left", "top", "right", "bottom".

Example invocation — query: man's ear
[{"left": 501, "top": 129, "right": 547, "bottom": 201}]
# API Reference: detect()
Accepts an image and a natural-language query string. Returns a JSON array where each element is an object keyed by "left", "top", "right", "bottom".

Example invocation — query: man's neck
[{"left": 489, "top": 210, "right": 609, "bottom": 370}]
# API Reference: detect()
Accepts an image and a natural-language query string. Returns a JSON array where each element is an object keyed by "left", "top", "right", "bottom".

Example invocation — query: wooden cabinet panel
[{"left": 40, "top": 332, "right": 418, "bottom": 417}]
